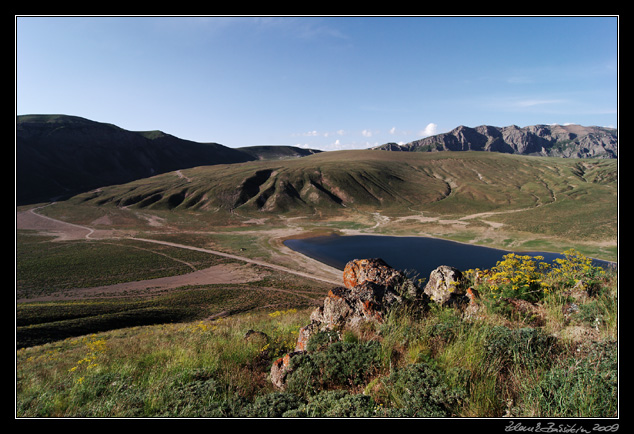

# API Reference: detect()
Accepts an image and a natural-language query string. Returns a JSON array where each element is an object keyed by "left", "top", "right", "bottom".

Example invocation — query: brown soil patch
[{"left": 16, "top": 262, "right": 266, "bottom": 302}]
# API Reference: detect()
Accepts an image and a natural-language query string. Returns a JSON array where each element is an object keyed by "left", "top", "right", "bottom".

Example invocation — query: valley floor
[
  {"left": 16, "top": 205, "right": 343, "bottom": 303},
  {"left": 17, "top": 198, "right": 617, "bottom": 305}
]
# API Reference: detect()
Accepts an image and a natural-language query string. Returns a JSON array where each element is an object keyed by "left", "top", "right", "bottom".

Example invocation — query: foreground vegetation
[{"left": 16, "top": 250, "right": 617, "bottom": 418}]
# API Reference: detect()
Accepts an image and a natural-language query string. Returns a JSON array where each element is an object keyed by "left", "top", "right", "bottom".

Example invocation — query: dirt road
[
  {"left": 132, "top": 237, "right": 341, "bottom": 286},
  {"left": 16, "top": 205, "right": 342, "bottom": 301}
]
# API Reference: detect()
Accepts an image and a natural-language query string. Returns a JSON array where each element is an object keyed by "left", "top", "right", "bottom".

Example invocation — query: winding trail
[
  {"left": 16, "top": 204, "right": 342, "bottom": 297},
  {"left": 17, "top": 204, "right": 95, "bottom": 240},
  {"left": 130, "top": 237, "right": 341, "bottom": 286}
]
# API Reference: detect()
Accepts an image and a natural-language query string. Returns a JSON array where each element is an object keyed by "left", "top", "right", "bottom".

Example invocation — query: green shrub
[
  {"left": 159, "top": 375, "right": 244, "bottom": 417},
  {"left": 306, "top": 329, "right": 340, "bottom": 352},
  {"left": 284, "top": 390, "right": 377, "bottom": 417},
  {"left": 285, "top": 340, "right": 382, "bottom": 397},
  {"left": 241, "top": 392, "right": 305, "bottom": 417},
  {"left": 374, "top": 363, "right": 464, "bottom": 417}
]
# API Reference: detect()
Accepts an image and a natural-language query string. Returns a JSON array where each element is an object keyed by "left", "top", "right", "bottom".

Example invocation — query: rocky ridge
[
  {"left": 270, "top": 258, "right": 479, "bottom": 389},
  {"left": 374, "top": 124, "right": 617, "bottom": 159}
]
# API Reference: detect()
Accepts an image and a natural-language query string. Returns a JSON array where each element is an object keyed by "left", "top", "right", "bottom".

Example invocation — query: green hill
[
  {"left": 71, "top": 149, "right": 617, "bottom": 243},
  {"left": 16, "top": 115, "right": 327, "bottom": 205},
  {"left": 16, "top": 114, "right": 255, "bottom": 204}
]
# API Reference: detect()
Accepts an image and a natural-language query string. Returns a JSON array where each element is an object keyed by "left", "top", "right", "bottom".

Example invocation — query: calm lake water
[{"left": 284, "top": 234, "right": 613, "bottom": 279}]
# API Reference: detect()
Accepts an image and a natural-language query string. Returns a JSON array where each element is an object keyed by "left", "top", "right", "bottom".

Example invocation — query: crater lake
[{"left": 284, "top": 234, "right": 613, "bottom": 279}]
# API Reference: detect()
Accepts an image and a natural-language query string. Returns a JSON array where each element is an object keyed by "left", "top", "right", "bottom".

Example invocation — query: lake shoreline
[{"left": 283, "top": 232, "right": 616, "bottom": 278}]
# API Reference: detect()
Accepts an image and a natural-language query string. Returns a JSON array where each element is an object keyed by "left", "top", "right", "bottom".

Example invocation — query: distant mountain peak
[{"left": 373, "top": 124, "right": 617, "bottom": 159}]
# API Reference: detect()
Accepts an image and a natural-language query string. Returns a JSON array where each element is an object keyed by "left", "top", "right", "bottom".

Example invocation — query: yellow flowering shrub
[
  {"left": 67, "top": 334, "right": 108, "bottom": 383},
  {"left": 547, "top": 249, "right": 605, "bottom": 289},
  {"left": 268, "top": 308, "right": 297, "bottom": 318},
  {"left": 483, "top": 253, "right": 550, "bottom": 301},
  {"left": 465, "top": 249, "right": 605, "bottom": 302}
]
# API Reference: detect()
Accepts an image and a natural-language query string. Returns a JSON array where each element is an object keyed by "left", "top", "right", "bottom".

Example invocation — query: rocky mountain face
[{"left": 375, "top": 124, "right": 617, "bottom": 159}]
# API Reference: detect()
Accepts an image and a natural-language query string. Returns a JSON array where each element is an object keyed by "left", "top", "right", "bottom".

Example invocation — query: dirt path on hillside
[
  {"left": 17, "top": 205, "right": 95, "bottom": 240},
  {"left": 132, "top": 237, "right": 342, "bottom": 286},
  {"left": 16, "top": 205, "right": 342, "bottom": 302}
]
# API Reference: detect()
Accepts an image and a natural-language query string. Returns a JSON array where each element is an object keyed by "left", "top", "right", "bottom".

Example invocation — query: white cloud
[
  {"left": 389, "top": 127, "right": 396, "bottom": 134},
  {"left": 516, "top": 99, "right": 566, "bottom": 108},
  {"left": 420, "top": 123, "right": 438, "bottom": 137},
  {"left": 361, "top": 129, "right": 373, "bottom": 137}
]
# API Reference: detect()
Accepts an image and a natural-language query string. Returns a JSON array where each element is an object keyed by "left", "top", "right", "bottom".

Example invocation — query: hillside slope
[
  {"left": 16, "top": 114, "right": 256, "bottom": 204},
  {"left": 375, "top": 124, "right": 617, "bottom": 159},
  {"left": 71, "top": 150, "right": 617, "bottom": 242}
]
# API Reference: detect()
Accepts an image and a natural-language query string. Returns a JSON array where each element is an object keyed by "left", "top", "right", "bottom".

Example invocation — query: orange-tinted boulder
[{"left": 343, "top": 258, "right": 413, "bottom": 293}]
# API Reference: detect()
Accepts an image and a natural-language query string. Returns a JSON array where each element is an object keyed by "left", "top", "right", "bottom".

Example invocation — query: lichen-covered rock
[
  {"left": 319, "top": 281, "right": 399, "bottom": 329},
  {"left": 462, "top": 287, "right": 483, "bottom": 320},
  {"left": 343, "top": 258, "right": 417, "bottom": 296},
  {"left": 295, "top": 322, "right": 320, "bottom": 352},
  {"left": 423, "top": 265, "right": 466, "bottom": 306},
  {"left": 270, "top": 351, "right": 304, "bottom": 390}
]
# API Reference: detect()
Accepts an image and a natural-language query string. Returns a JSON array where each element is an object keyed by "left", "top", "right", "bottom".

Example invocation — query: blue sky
[{"left": 16, "top": 16, "right": 618, "bottom": 151}]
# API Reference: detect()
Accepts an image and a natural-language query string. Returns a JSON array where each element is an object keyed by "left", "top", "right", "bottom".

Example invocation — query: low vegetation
[{"left": 16, "top": 249, "right": 617, "bottom": 418}]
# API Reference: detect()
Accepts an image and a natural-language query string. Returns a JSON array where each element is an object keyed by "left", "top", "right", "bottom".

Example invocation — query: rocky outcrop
[
  {"left": 271, "top": 258, "right": 478, "bottom": 389},
  {"left": 423, "top": 265, "right": 467, "bottom": 306},
  {"left": 270, "top": 351, "right": 304, "bottom": 389},
  {"left": 374, "top": 124, "right": 617, "bottom": 159},
  {"left": 293, "top": 259, "right": 421, "bottom": 353},
  {"left": 342, "top": 258, "right": 413, "bottom": 293}
]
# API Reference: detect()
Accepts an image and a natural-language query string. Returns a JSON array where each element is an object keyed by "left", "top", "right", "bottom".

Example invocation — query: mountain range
[
  {"left": 16, "top": 114, "right": 320, "bottom": 204},
  {"left": 374, "top": 124, "right": 617, "bottom": 159},
  {"left": 16, "top": 115, "right": 617, "bottom": 205}
]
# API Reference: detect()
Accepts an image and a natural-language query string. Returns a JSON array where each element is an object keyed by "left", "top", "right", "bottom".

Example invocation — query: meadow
[{"left": 16, "top": 250, "right": 617, "bottom": 418}]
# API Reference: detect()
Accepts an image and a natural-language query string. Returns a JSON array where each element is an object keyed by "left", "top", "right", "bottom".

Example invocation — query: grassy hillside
[
  {"left": 236, "top": 145, "right": 322, "bottom": 160},
  {"left": 68, "top": 150, "right": 617, "bottom": 253},
  {"left": 16, "top": 252, "right": 617, "bottom": 418},
  {"left": 16, "top": 230, "right": 332, "bottom": 349}
]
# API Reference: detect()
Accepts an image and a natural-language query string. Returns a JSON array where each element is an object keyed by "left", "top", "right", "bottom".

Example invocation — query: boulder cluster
[{"left": 270, "top": 258, "right": 479, "bottom": 389}]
